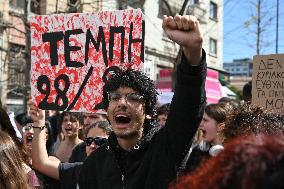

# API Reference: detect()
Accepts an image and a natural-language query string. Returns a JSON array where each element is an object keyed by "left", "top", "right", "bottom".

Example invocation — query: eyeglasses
[
  {"left": 85, "top": 137, "right": 108, "bottom": 146},
  {"left": 108, "top": 92, "right": 144, "bottom": 103},
  {"left": 22, "top": 124, "right": 33, "bottom": 133},
  {"left": 22, "top": 124, "right": 48, "bottom": 134}
]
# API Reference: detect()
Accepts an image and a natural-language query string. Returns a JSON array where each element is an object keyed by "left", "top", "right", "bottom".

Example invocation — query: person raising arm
[{"left": 79, "top": 14, "right": 206, "bottom": 189}]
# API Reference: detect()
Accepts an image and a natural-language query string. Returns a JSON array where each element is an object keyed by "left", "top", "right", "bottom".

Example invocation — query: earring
[{"left": 145, "top": 115, "right": 151, "bottom": 119}]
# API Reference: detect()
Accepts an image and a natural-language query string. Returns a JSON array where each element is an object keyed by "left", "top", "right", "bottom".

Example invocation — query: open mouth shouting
[
  {"left": 25, "top": 134, "right": 33, "bottom": 146},
  {"left": 114, "top": 113, "right": 132, "bottom": 129},
  {"left": 107, "top": 87, "right": 147, "bottom": 139},
  {"left": 64, "top": 128, "right": 73, "bottom": 134}
]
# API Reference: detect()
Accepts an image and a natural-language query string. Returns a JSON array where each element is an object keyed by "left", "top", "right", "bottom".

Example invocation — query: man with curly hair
[{"left": 78, "top": 14, "right": 207, "bottom": 189}]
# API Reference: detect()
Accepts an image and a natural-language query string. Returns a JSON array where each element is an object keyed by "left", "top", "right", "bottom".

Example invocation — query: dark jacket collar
[{"left": 108, "top": 122, "right": 161, "bottom": 154}]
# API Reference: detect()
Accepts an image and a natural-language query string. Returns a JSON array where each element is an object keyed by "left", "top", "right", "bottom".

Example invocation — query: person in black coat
[{"left": 79, "top": 14, "right": 207, "bottom": 189}]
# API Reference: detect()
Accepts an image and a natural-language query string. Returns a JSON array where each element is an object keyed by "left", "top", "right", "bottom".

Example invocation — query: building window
[
  {"left": 210, "top": 1, "right": 217, "bottom": 20},
  {"left": 194, "top": 0, "right": 199, "bottom": 4},
  {"left": 0, "top": 35, "right": 2, "bottom": 66},
  {"left": 209, "top": 38, "right": 217, "bottom": 56},
  {"left": 10, "top": 0, "right": 25, "bottom": 9},
  {"left": 31, "top": 0, "right": 41, "bottom": 14},
  {"left": 158, "top": 0, "right": 180, "bottom": 19},
  {"left": 67, "top": 0, "right": 81, "bottom": 13},
  {"left": 118, "top": 0, "right": 128, "bottom": 10},
  {"left": 8, "top": 43, "right": 25, "bottom": 98}
]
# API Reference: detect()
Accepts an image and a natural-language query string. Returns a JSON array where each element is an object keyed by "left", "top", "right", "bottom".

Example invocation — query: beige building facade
[{"left": 0, "top": 0, "right": 223, "bottom": 111}]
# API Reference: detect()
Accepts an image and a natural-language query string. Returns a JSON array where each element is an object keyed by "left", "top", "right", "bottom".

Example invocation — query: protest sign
[
  {"left": 252, "top": 54, "right": 284, "bottom": 111},
  {"left": 30, "top": 9, "right": 144, "bottom": 112}
]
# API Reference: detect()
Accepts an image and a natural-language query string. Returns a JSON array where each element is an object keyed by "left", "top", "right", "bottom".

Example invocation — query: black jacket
[
  {"left": 79, "top": 52, "right": 207, "bottom": 189},
  {"left": 185, "top": 143, "right": 211, "bottom": 172},
  {"left": 69, "top": 142, "right": 87, "bottom": 163}
]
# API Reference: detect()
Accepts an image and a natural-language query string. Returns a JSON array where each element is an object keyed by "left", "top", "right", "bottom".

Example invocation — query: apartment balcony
[{"left": 187, "top": 4, "right": 207, "bottom": 24}]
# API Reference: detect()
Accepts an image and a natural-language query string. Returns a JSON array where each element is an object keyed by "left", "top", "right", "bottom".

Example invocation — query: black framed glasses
[
  {"left": 85, "top": 137, "right": 108, "bottom": 146},
  {"left": 108, "top": 92, "right": 144, "bottom": 103}
]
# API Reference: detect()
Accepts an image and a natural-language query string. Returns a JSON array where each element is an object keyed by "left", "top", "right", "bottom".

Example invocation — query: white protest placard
[
  {"left": 30, "top": 9, "right": 144, "bottom": 112},
  {"left": 252, "top": 54, "right": 284, "bottom": 111}
]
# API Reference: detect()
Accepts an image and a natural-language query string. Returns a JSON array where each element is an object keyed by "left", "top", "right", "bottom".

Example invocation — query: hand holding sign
[
  {"left": 30, "top": 9, "right": 144, "bottom": 112},
  {"left": 28, "top": 100, "right": 45, "bottom": 126}
]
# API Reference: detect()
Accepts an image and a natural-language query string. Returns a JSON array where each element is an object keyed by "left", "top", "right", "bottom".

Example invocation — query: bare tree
[{"left": 244, "top": 0, "right": 275, "bottom": 55}]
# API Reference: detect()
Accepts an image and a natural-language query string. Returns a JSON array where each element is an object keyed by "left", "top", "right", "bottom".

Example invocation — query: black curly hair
[{"left": 102, "top": 69, "right": 158, "bottom": 133}]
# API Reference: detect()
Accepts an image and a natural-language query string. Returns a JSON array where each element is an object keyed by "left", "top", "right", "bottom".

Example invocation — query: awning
[
  {"left": 156, "top": 68, "right": 224, "bottom": 104},
  {"left": 221, "top": 86, "right": 237, "bottom": 99},
  {"left": 205, "top": 69, "right": 223, "bottom": 104},
  {"left": 157, "top": 91, "right": 174, "bottom": 105}
]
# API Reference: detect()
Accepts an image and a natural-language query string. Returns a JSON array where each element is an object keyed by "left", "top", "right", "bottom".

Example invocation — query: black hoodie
[{"left": 79, "top": 52, "right": 207, "bottom": 189}]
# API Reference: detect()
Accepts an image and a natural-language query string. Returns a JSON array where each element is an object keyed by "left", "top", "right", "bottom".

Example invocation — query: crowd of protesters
[{"left": 0, "top": 13, "right": 284, "bottom": 189}]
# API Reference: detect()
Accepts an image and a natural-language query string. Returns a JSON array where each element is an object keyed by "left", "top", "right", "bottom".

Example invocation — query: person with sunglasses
[
  {"left": 84, "top": 121, "right": 111, "bottom": 156},
  {"left": 78, "top": 14, "right": 206, "bottom": 189},
  {"left": 69, "top": 110, "right": 108, "bottom": 163},
  {"left": 29, "top": 106, "right": 111, "bottom": 189}
]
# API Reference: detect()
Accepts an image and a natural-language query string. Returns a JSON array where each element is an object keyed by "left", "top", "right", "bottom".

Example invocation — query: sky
[{"left": 223, "top": 0, "right": 284, "bottom": 62}]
